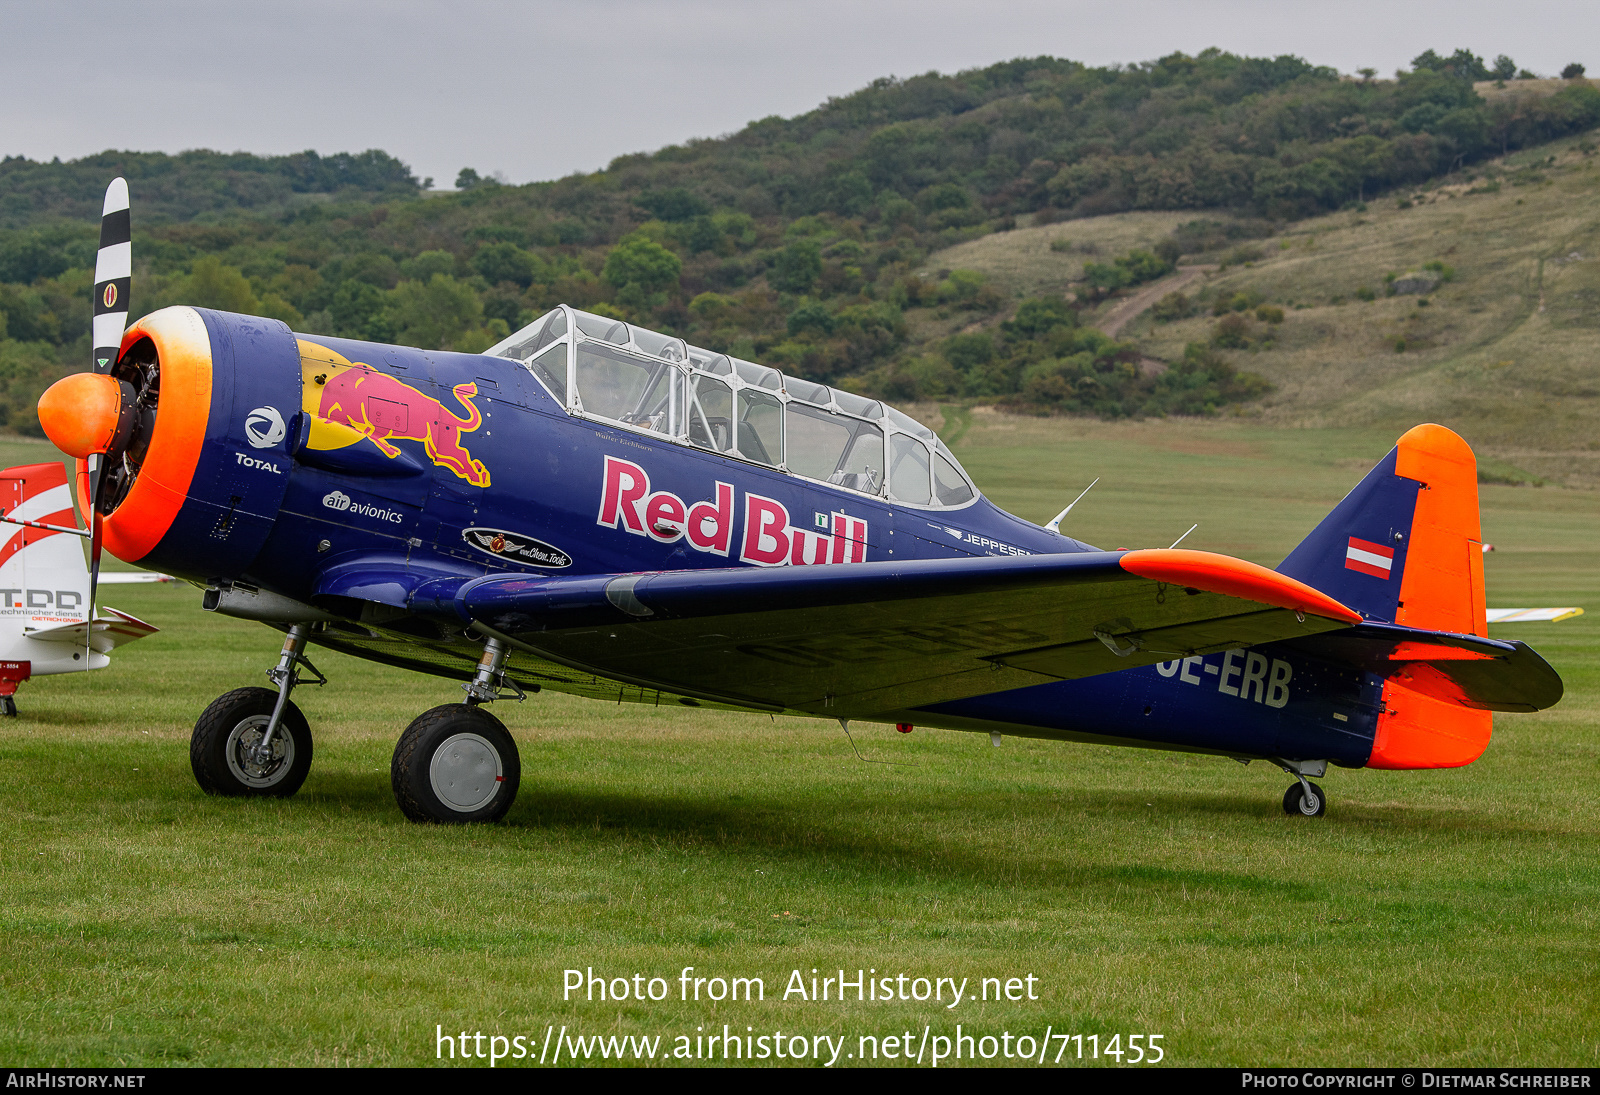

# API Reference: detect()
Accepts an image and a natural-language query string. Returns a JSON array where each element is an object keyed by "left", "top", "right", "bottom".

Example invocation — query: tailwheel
[
  {"left": 190, "top": 686, "right": 313, "bottom": 797},
  {"left": 1282, "top": 780, "right": 1327, "bottom": 818},
  {"left": 391, "top": 704, "right": 521, "bottom": 823}
]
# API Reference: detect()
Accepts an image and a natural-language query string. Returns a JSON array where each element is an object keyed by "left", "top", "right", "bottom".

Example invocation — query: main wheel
[
  {"left": 391, "top": 704, "right": 520, "bottom": 823},
  {"left": 1282, "top": 781, "right": 1327, "bottom": 817},
  {"left": 191, "top": 686, "right": 313, "bottom": 798}
]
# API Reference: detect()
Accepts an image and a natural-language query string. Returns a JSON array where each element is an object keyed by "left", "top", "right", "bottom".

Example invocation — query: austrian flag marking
[{"left": 1344, "top": 536, "right": 1395, "bottom": 579}]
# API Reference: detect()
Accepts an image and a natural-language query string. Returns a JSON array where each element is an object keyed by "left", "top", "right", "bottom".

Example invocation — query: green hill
[
  {"left": 1098, "top": 135, "right": 1600, "bottom": 486},
  {"left": 0, "top": 48, "right": 1596, "bottom": 444}
]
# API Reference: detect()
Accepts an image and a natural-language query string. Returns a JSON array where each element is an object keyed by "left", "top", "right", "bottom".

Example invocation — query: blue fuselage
[{"left": 137, "top": 311, "right": 1381, "bottom": 767}]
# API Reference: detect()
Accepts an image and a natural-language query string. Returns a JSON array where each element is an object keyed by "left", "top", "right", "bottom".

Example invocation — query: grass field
[{"left": 0, "top": 419, "right": 1596, "bottom": 1068}]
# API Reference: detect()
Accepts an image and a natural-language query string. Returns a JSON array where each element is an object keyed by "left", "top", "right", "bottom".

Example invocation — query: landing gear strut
[
  {"left": 1273, "top": 757, "right": 1328, "bottom": 818},
  {"left": 390, "top": 635, "right": 524, "bottom": 823},
  {"left": 190, "top": 623, "right": 326, "bottom": 798}
]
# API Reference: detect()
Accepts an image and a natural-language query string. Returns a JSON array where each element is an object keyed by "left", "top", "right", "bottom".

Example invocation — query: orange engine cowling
[{"left": 38, "top": 306, "right": 300, "bottom": 580}]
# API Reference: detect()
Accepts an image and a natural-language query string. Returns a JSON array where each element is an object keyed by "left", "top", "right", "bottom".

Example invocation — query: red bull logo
[
  {"left": 598, "top": 455, "right": 867, "bottom": 567},
  {"left": 298, "top": 341, "right": 490, "bottom": 487}
]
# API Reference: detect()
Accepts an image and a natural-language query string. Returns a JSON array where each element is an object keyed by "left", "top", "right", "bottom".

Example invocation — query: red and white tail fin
[
  {"left": 0, "top": 463, "right": 158, "bottom": 708},
  {"left": 0, "top": 462, "right": 90, "bottom": 629}
]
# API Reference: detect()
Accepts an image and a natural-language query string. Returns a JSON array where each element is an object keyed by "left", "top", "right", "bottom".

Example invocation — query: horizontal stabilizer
[
  {"left": 1280, "top": 621, "right": 1562, "bottom": 713},
  {"left": 26, "top": 607, "right": 159, "bottom": 654}
]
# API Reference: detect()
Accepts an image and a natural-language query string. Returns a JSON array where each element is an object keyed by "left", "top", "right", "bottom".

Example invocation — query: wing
[
  {"left": 1485, "top": 607, "right": 1584, "bottom": 623},
  {"left": 412, "top": 549, "right": 1360, "bottom": 718}
]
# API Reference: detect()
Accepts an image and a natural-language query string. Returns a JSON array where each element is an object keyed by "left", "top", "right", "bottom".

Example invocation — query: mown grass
[{"left": 0, "top": 423, "right": 1595, "bottom": 1068}]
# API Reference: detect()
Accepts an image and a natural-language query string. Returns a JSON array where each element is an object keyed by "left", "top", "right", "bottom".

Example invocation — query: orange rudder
[{"left": 1369, "top": 424, "right": 1492, "bottom": 769}]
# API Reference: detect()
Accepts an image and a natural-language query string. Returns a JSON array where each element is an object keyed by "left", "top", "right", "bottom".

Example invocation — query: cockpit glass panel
[
  {"left": 837, "top": 426, "right": 884, "bottom": 494},
  {"left": 632, "top": 327, "right": 687, "bottom": 362},
  {"left": 832, "top": 389, "right": 881, "bottom": 418},
  {"left": 574, "top": 341, "right": 673, "bottom": 428},
  {"left": 572, "top": 310, "right": 630, "bottom": 345},
  {"left": 632, "top": 363, "right": 679, "bottom": 435},
  {"left": 493, "top": 307, "right": 564, "bottom": 362},
  {"left": 528, "top": 341, "right": 567, "bottom": 405},
  {"left": 688, "top": 347, "right": 732, "bottom": 375},
  {"left": 933, "top": 451, "right": 974, "bottom": 506},
  {"left": 888, "top": 433, "right": 932, "bottom": 505},
  {"left": 885, "top": 406, "right": 935, "bottom": 439},
  {"left": 784, "top": 375, "right": 830, "bottom": 405},
  {"left": 690, "top": 375, "right": 733, "bottom": 452},
  {"left": 733, "top": 358, "right": 782, "bottom": 390},
  {"left": 786, "top": 404, "right": 854, "bottom": 481},
  {"left": 737, "top": 389, "right": 783, "bottom": 466}
]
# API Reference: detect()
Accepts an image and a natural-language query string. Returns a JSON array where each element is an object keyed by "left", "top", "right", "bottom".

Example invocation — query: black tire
[
  {"left": 391, "top": 704, "right": 520, "bottom": 823},
  {"left": 191, "top": 686, "right": 313, "bottom": 798},
  {"left": 1282, "top": 781, "right": 1327, "bottom": 817}
]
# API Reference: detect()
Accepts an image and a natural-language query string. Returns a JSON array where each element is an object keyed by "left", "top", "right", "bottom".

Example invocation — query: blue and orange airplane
[{"left": 33, "top": 180, "right": 1563, "bottom": 823}]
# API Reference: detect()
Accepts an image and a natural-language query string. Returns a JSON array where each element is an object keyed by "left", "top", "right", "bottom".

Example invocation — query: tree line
[{"left": 0, "top": 47, "right": 1595, "bottom": 433}]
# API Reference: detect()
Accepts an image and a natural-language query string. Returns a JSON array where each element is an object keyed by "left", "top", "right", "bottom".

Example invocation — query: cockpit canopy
[{"left": 486, "top": 306, "right": 978, "bottom": 509}]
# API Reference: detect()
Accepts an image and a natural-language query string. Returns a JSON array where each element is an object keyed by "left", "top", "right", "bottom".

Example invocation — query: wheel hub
[
  {"left": 429, "top": 732, "right": 503, "bottom": 812},
  {"left": 225, "top": 715, "right": 295, "bottom": 787}
]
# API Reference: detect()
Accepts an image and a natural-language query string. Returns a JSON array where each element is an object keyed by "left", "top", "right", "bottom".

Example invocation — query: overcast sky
[{"left": 3, "top": 0, "right": 1595, "bottom": 187}]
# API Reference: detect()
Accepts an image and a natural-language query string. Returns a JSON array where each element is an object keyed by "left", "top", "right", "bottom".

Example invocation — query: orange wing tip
[{"left": 1119, "top": 548, "right": 1362, "bottom": 625}]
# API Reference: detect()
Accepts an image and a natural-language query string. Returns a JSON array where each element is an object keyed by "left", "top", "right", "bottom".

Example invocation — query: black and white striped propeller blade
[
  {"left": 87, "top": 176, "right": 130, "bottom": 623},
  {"left": 92, "top": 177, "right": 130, "bottom": 375}
]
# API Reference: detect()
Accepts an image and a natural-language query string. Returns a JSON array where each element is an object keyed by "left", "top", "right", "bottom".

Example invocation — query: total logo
[
  {"left": 245, "top": 406, "right": 287, "bottom": 449},
  {"left": 598, "top": 455, "right": 868, "bottom": 567},
  {"left": 322, "top": 490, "right": 404, "bottom": 524},
  {"left": 235, "top": 452, "right": 281, "bottom": 474}
]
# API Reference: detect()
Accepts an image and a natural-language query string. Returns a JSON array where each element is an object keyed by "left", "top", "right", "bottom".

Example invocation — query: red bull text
[{"left": 598, "top": 456, "right": 868, "bottom": 567}]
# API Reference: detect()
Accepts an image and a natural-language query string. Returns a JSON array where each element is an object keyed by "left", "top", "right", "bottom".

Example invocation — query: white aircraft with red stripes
[{"left": 0, "top": 461, "right": 159, "bottom": 715}]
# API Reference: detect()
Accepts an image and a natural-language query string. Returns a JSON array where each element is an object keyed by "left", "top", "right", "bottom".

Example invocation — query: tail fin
[
  {"left": 1278, "top": 425, "right": 1493, "bottom": 769},
  {"left": 1278, "top": 424, "right": 1484, "bottom": 633},
  {"left": 0, "top": 462, "right": 90, "bottom": 627}
]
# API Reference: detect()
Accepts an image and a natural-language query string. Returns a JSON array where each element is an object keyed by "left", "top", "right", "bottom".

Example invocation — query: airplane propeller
[{"left": 86, "top": 177, "right": 131, "bottom": 623}]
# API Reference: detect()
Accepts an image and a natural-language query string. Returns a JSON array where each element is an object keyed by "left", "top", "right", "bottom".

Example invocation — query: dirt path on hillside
[{"left": 1092, "top": 264, "right": 1216, "bottom": 338}]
